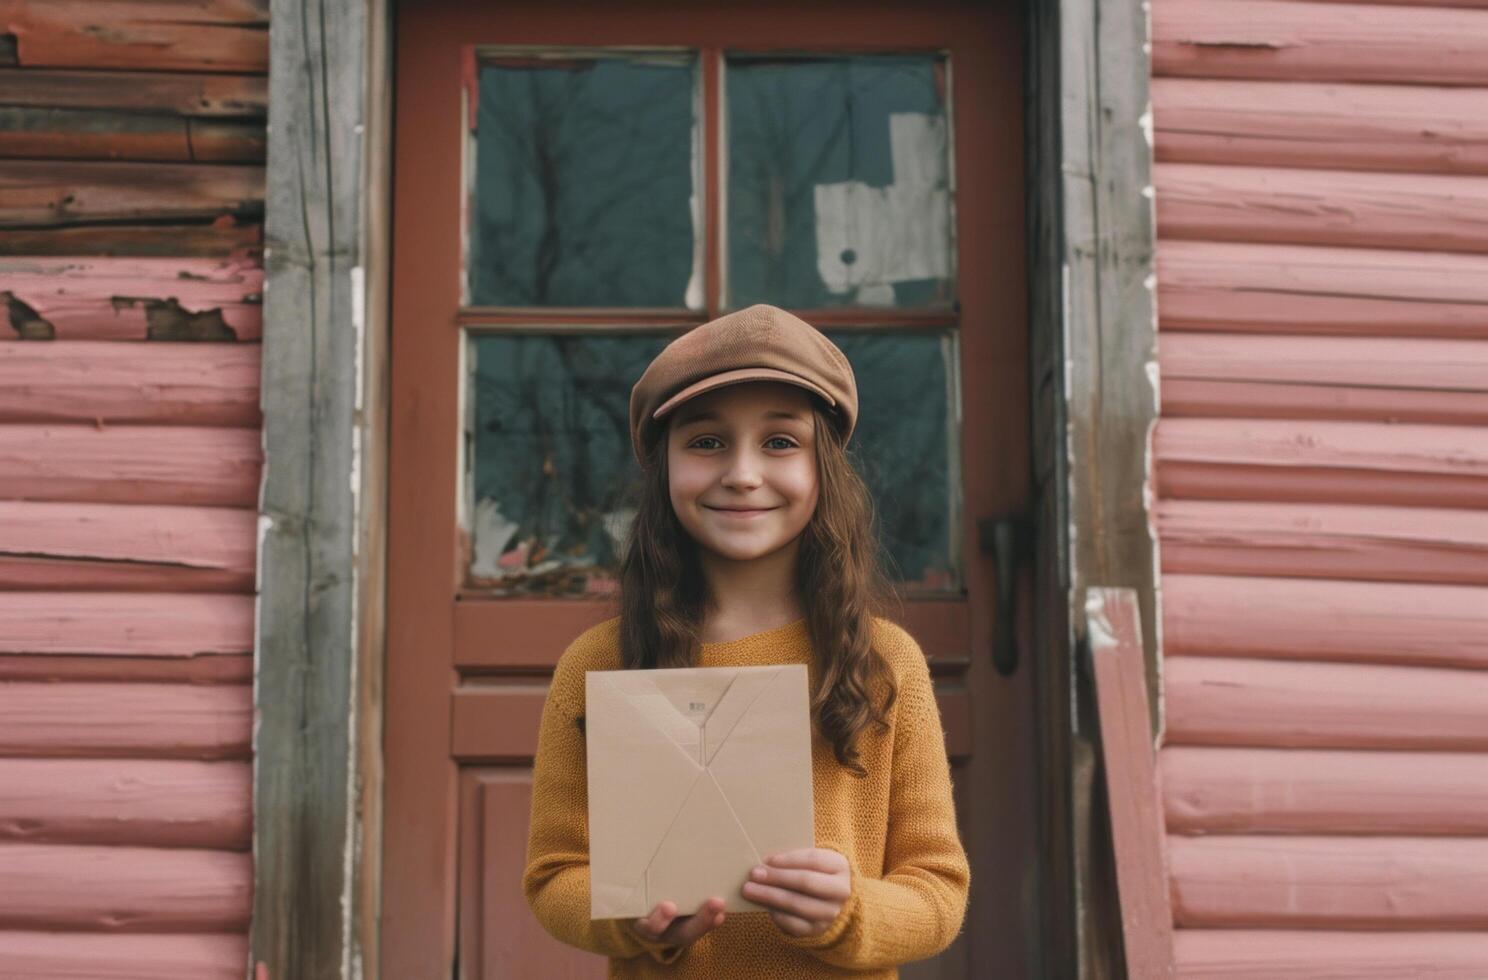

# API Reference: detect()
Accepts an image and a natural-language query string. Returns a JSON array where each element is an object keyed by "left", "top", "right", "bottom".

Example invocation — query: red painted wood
[
  {"left": 1153, "top": 0, "right": 1488, "bottom": 86},
  {"left": 1160, "top": 378, "right": 1488, "bottom": 425},
  {"left": 0, "top": 931, "right": 248, "bottom": 980},
  {"left": 1164, "top": 657, "right": 1488, "bottom": 750},
  {"left": 1154, "top": 418, "right": 1488, "bottom": 508},
  {"left": 0, "top": 593, "right": 253, "bottom": 656},
  {"left": 1155, "top": 163, "right": 1488, "bottom": 254},
  {"left": 0, "top": 841, "right": 250, "bottom": 931},
  {"left": 0, "top": 341, "right": 261, "bottom": 426},
  {"left": 1173, "top": 930, "right": 1488, "bottom": 979},
  {"left": 1158, "top": 504, "right": 1488, "bottom": 587},
  {"left": 0, "top": 758, "right": 251, "bottom": 849},
  {"left": 1161, "top": 747, "right": 1488, "bottom": 836},
  {"left": 0, "top": 258, "right": 263, "bottom": 341},
  {"left": 0, "top": 222, "right": 262, "bottom": 259},
  {"left": 0, "top": 68, "right": 267, "bottom": 115},
  {"left": 0, "top": 160, "right": 265, "bottom": 230},
  {"left": 0, "top": 653, "right": 252, "bottom": 684},
  {"left": 0, "top": 425, "right": 262, "bottom": 507},
  {"left": 0, "top": 682, "right": 251, "bottom": 759},
  {"left": 1152, "top": 78, "right": 1488, "bottom": 176},
  {"left": 0, "top": 502, "right": 257, "bottom": 592},
  {"left": 1087, "top": 589, "right": 1176, "bottom": 978},
  {"left": 0, "top": 0, "right": 269, "bottom": 72},
  {"left": 1167, "top": 835, "right": 1488, "bottom": 928},
  {"left": 1156, "top": 241, "right": 1488, "bottom": 338}
]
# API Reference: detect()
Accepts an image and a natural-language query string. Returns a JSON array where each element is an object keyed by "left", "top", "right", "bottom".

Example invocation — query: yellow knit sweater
[{"left": 522, "top": 614, "right": 970, "bottom": 978}]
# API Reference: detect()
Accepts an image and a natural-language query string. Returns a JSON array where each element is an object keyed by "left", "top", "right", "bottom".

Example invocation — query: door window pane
[
  {"left": 466, "top": 51, "right": 703, "bottom": 308},
  {"left": 465, "top": 329, "right": 961, "bottom": 596},
  {"left": 726, "top": 53, "right": 955, "bottom": 310}
]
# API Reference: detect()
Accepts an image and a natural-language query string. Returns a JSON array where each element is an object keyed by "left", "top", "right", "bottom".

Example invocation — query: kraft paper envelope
[{"left": 585, "top": 663, "right": 815, "bottom": 919}]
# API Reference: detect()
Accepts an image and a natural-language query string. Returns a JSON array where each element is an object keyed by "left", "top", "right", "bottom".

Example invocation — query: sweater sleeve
[
  {"left": 521, "top": 631, "right": 685, "bottom": 965},
  {"left": 782, "top": 630, "right": 971, "bottom": 968}
]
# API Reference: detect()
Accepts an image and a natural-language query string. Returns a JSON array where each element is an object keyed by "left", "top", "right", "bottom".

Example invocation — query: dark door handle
[{"left": 978, "top": 515, "right": 1031, "bottom": 676}]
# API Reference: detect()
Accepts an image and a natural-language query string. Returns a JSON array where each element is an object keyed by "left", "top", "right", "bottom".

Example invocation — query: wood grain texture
[
  {"left": 1087, "top": 589, "right": 1175, "bottom": 978},
  {"left": 0, "top": 0, "right": 269, "bottom": 72},
  {"left": 1155, "top": 162, "right": 1488, "bottom": 254},
  {"left": 0, "top": 653, "right": 252, "bottom": 684},
  {"left": 0, "top": 257, "right": 262, "bottom": 340},
  {"left": 0, "top": 341, "right": 262, "bottom": 425},
  {"left": 0, "top": 425, "right": 262, "bottom": 507},
  {"left": 1164, "top": 657, "right": 1488, "bottom": 750},
  {"left": 1156, "top": 240, "right": 1488, "bottom": 337},
  {"left": 0, "top": 221, "right": 262, "bottom": 259},
  {"left": 1152, "top": 78, "right": 1488, "bottom": 176},
  {"left": 0, "top": 107, "right": 264, "bottom": 163},
  {"left": 0, "top": 502, "right": 257, "bottom": 592},
  {"left": 1157, "top": 504, "right": 1488, "bottom": 586},
  {"left": 0, "top": 160, "right": 264, "bottom": 229},
  {"left": 1154, "top": 418, "right": 1488, "bottom": 508},
  {"left": 1167, "top": 835, "right": 1488, "bottom": 928},
  {"left": 1153, "top": 0, "right": 1488, "bottom": 85},
  {"left": 0, "top": 758, "right": 251, "bottom": 848},
  {"left": 0, "top": 841, "right": 250, "bottom": 931},
  {"left": 1172, "top": 929, "right": 1488, "bottom": 980},
  {"left": 0, "top": 592, "right": 253, "bottom": 656},
  {"left": 0, "top": 931, "right": 248, "bottom": 980},
  {"left": 0, "top": 682, "right": 251, "bottom": 759},
  {"left": 1161, "top": 747, "right": 1488, "bottom": 836},
  {"left": 0, "top": 68, "right": 267, "bottom": 115}
]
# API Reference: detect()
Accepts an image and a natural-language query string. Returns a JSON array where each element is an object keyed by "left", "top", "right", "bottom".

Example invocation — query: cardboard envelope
[{"left": 585, "top": 663, "right": 815, "bottom": 919}]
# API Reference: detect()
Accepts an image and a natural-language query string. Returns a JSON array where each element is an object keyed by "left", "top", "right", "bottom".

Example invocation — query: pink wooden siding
[
  {"left": 1152, "top": 0, "right": 1488, "bottom": 974},
  {"left": 0, "top": 1, "right": 265, "bottom": 976}
]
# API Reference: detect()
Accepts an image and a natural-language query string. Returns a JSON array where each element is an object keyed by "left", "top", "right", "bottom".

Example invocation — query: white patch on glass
[
  {"left": 470, "top": 497, "right": 521, "bottom": 579},
  {"left": 813, "top": 112, "right": 951, "bottom": 303}
]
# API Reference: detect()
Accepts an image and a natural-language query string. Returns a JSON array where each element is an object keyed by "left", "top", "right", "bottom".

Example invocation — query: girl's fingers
[
  {"left": 769, "top": 908, "right": 820, "bottom": 938},
  {"left": 748, "top": 865, "right": 850, "bottom": 901},
  {"left": 741, "top": 880, "right": 841, "bottom": 922},
  {"left": 765, "top": 848, "right": 849, "bottom": 875},
  {"left": 634, "top": 900, "right": 677, "bottom": 940},
  {"left": 669, "top": 904, "right": 726, "bottom": 944}
]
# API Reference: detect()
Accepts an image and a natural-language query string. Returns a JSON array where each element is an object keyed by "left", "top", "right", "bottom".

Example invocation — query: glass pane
[
  {"left": 466, "top": 51, "right": 702, "bottom": 308},
  {"left": 464, "top": 329, "right": 960, "bottom": 596},
  {"left": 827, "top": 330, "right": 961, "bottom": 591},
  {"left": 726, "top": 53, "right": 955, "bottom": 310}
]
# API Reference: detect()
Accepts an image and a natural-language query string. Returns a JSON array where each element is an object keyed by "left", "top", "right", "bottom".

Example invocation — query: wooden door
[{"left": 384, "top": 3, "right": 1033, "bottom": 976}]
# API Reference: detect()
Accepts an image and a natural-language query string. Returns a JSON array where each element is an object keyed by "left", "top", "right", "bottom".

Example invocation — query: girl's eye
[
  {"left": 689, "top": 436, "right": 723, "bottom": 450},
  {"left": 765, "top": 436, "right": 798, "bottom": 450}
]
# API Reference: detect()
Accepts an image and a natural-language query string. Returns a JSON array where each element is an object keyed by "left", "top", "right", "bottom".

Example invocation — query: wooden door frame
[{"left": 250, "top": 1, "right": 1157, "bottom": 979}]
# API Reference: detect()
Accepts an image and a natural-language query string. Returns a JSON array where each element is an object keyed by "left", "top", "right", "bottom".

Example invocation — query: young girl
[{"left": 523, "top": 304, "right": 970, "bottom": 977}]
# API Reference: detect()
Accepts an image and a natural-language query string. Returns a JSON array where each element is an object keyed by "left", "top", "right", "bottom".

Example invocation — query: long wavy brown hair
[{"left": 616, "top": 397, "right": 900, "bottom": 775}]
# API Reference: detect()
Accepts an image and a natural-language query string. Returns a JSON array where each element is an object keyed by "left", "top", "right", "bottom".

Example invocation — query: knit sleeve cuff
[
  {"left": 608, "top": 920, "right": 686, "bottom": 965},
  {"left": 780, "top": 872, "right": 861, "bottom": 952}
]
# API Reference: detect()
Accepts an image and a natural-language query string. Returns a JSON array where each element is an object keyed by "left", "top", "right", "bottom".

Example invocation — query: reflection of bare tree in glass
[{"left": 474, "top": 58, "right": 696, "bottom": 306}]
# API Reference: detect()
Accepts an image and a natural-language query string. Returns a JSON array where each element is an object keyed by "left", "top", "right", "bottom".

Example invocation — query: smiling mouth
[{"left": 706, "top": 505, "right": 777, "bottom": 516}]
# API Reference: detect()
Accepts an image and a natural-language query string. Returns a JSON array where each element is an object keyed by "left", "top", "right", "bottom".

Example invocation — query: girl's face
[{"left": 665, "top": 381, "right": 820, "bottom": 564}]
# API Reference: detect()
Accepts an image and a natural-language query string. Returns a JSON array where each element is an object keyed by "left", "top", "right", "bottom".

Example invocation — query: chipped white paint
[
  {"left": 1086, "top": 589, "right": 1121, "bottom": 651},
  {"left": 1139, "top": 106, "right": 1154, "bottom": 148}
]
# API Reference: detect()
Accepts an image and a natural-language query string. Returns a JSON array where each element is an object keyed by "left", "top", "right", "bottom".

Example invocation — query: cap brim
[{"left": 651, "top": 367, "right": 837, "bottom": 420}]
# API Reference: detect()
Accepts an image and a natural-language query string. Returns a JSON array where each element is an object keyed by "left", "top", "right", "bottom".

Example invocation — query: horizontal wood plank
[
  {"left": 0, "top": 257, "right": 262, "bottom": 340},
  {"left": 0, "top": 107, "right": 265, "bottom": 162},
  {"left": 0, "top": 501, "right": 257, "bottom": 592},
  {"left": 1162, "top": 746, "right": 1488, "bottom": 835},
  {"left": 1152, "top": 78, "right": 1488, "bottom": 176},
  {"left": 1154, "top": 505, "right": 1488, "bottom": 591},
  {"left": 1168, "top": 835, "right": 1488, "bottom": 928},
  {"left": 1164, "top": 657, "right": 1488, "bottom": 750},
  {"left": 1173, "top": 929, "right": 1488, "bottom": 979},
  {"left": 1153, "top": 0, "right": 1488, "bottom": 86},
  {"left": 0, "top": 592, "right": 253, "bottom": 656},
  {"left": 0, "top": 682, "right": 251, "bottom": 759},
  {"left": 451, "top": 684, "right": 972, "bottom": 761},
  {"left": 0, "top": 842, "right": 250, "bottom": 931},
  {"left": 0, "top": 0, "right": 268, "bottom": 73},
  {"left": 0, "top": 931, "right": 247, "bottom": 979},
  {"left": 0, "top": 340, "right": 261, "bottom": 425},
  {"left": 1155, "top": 418, "right": 1488, "bottom": 508},
  {"left": 0, "top": 758, "right": 251, "bottom": 848},
  {"left": 1156, "top": 241, "right": 1488, "bottom": 338},
  {"left": 1155, "top": 163, "right": 1488, "bottom": 254},
  {"left": 0, "top": 425, "right": 262, "bottom": 506},
  {"left": 0, "top": 68, "right": 267, "bottom": 116},
  {"left": 0, "top": 653, "right": 252, "bottom": 684},
  {"left": 0, "top": 160, "right": 264, "bottom": 229},
  {"left": 1159, "top": 378, "right": 1488, "bottom": 425},
  {"left": 0, "top": 221, "right": 261, "bottom": 258}
]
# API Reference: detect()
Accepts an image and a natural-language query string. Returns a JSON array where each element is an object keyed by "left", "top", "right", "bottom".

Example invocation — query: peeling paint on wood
[
  {"left": 0, "top": 160, "right": 265, "bottom": 228},
  {"left": 0, "top": 0, "right": 269, "bottom": 73}
]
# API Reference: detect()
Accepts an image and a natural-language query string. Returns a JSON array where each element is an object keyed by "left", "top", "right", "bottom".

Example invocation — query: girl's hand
[
  {"left": 741, "top": 848, "right": 852, "bottom": 938},
  {"left": 628, "top": 897, "right": 726, "bottom": 948}
]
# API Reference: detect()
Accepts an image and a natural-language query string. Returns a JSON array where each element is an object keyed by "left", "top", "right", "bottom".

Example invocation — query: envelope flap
[{"left": 702, "top": 667, "right": 781, "bottom": 764}]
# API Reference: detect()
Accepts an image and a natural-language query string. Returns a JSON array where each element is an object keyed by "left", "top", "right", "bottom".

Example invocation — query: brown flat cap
[{"left": 629, "top": 304, "right": 858, "bottom": 464}]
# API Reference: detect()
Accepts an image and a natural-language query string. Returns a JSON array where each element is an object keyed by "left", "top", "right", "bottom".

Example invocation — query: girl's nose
[{"left": 719, "top": 448, "right": 764, "bottom": 488}]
